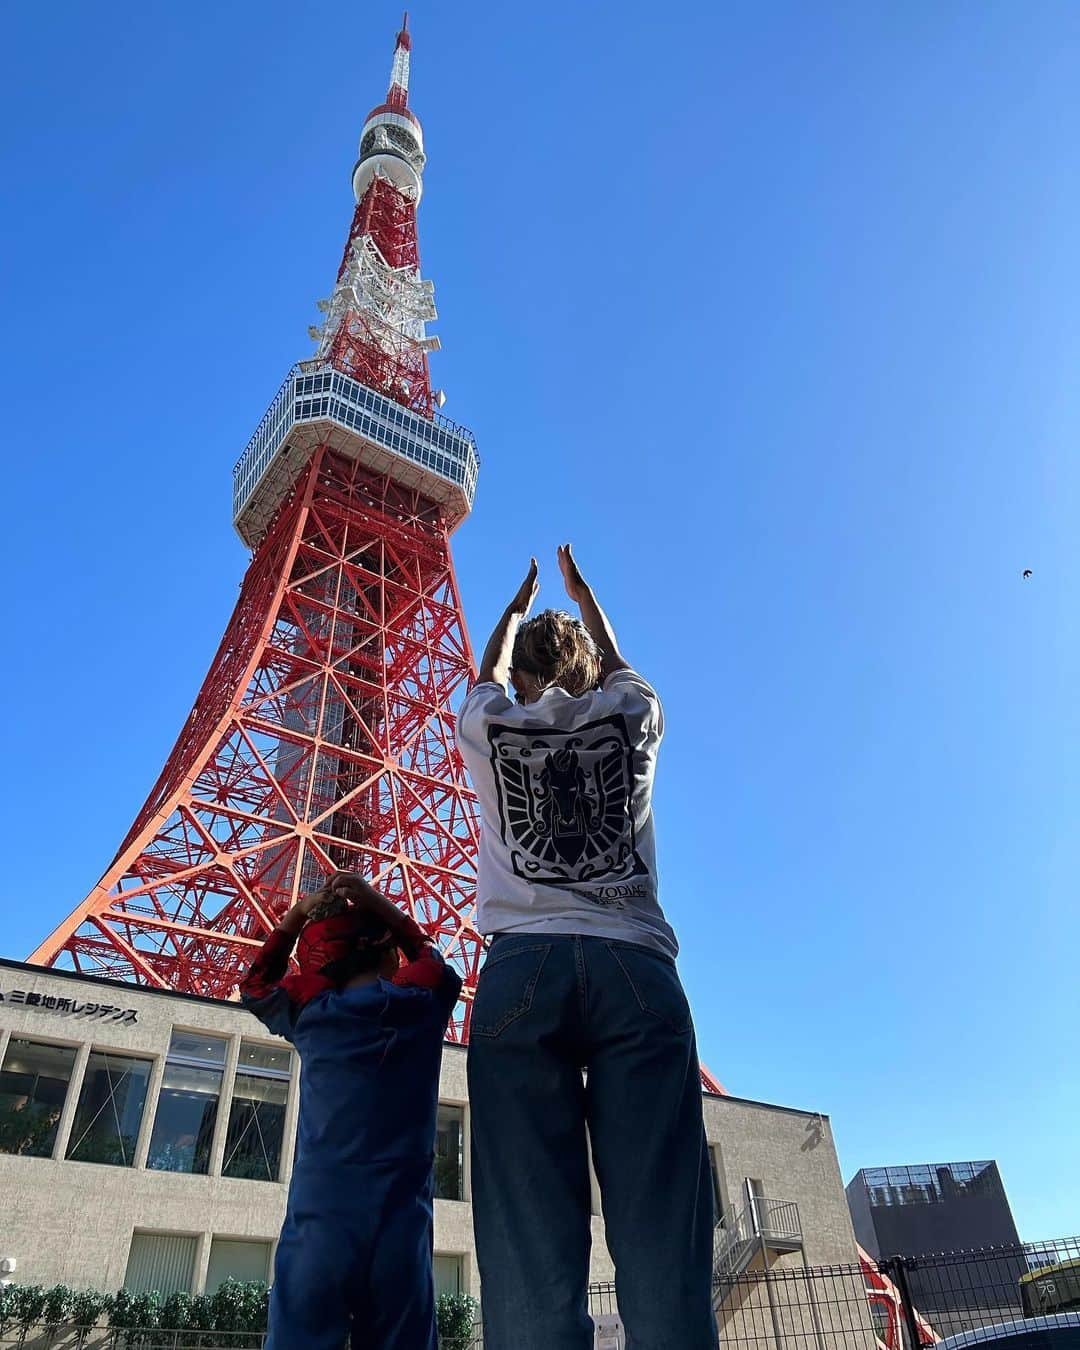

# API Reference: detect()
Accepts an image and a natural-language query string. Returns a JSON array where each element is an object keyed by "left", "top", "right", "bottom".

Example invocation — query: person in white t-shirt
[{"left": 457, "top": 545, "right": 717, "bottom": 1350}]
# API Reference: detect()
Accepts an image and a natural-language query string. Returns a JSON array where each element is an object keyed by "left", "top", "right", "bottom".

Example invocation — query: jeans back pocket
[
  {"left": 470, "top": 941, "right": 552, "bottom": 1038},
  {"left": 606, "top": 942, "right": 692, "bottom": 1035}
]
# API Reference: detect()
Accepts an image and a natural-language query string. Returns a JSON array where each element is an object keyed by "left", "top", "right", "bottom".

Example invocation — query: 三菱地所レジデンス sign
[{"left": 0, "top": 989, "right": 138, "bottom": 1024}]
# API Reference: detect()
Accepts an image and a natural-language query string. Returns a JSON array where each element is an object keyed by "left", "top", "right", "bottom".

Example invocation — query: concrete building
[{"left": 0, "top": 957, "right": 862, "bottom": 1311}]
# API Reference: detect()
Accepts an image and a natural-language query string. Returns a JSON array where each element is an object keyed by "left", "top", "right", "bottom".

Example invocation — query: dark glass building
[
  {"left": 846, "top": 1160, "right": 1020, "bottom": 1260},
  {"left": 847, "top": 1161, "right": 1025, "bottom": 1333}
]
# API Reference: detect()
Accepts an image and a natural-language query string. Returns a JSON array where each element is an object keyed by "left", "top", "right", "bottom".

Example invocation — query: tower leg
[{"left": 31, "top": 448, "right": 484, "bottom": 1036}]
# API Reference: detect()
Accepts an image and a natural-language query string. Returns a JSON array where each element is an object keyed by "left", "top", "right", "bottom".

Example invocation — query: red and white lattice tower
[
  {"left": 30, "top": 17, "right": 484, "bottom": 1037},
  {"left": 29, "top": 17, "right": 726, "bottom": 1089}
]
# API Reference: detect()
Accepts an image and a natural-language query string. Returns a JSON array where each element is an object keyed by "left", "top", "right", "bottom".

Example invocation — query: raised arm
[
  {"left": 328, "top": 872, "right": 461, "bottom": 1004},
  {"left": 475, "top": 559, "right": 540, "bottom": 688},
  {"left": 328, "top": 873, "right": 427, "bottom": 951},
  {"left": 557, "top": 544, "right": 630, "bottom": 679},
  {"left": 240, "top": 891, "right": 321, "bottom": 997},
  {"left": 238, "top": 889, "right": 329, "bottom": 1036}
]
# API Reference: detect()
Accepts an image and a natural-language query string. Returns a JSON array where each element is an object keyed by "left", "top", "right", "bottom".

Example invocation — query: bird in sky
[{"left": 1022, "top": 569, "right": 1033, "bottom": 579}]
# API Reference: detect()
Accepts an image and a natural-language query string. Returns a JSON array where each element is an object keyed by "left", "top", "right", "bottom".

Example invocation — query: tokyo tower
[{"left": 30, "top": 16, "right": 486, "bottom": 1038}]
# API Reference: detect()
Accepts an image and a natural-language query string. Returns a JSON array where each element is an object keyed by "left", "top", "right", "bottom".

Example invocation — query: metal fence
[
  {"left": 879, "top": 1235, "right": 1080, "bottom": 1347},
  {"left": 4, "top": 1237, "right": 1080, "bottom": 1349},
  {"left": 0, "top": 1334, "right": 267, "bottom": 1350},
  {"left": 706, "top": 1236, "right": 1080, "bottom": 1349}
]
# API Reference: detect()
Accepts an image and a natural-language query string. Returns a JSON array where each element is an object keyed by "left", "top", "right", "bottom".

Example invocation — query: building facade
[
  {"left": 846, "top": 1161, "right": 1021, "bottom": 1261},
  {"left": 0, "top": 958, "right": 861, "bottom": 1303}
]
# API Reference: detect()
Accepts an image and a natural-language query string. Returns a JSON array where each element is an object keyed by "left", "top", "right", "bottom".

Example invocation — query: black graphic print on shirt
[{"left": 486, "top": 714, "right": 647, "bottom": 887}]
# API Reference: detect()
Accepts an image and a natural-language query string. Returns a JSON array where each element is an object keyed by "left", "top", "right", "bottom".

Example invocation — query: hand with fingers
[
  {"left": 328, "top": 870, "right": 365, "bottom": 898},
  {"left": 475, "top": 557, "right": 542, "bottom": 686},
  {"left": 555, "top": 543, "right": 628, "bottom": 677},
  {"left": 557, "top": 544, "right": 589, "bottom": 604},
  {"left": 327, "top": 871, "right": 384, "bottom": 909},
  {"left": 509, "top": 558, "right": 539, "bottom": 618},
  {"left": 278, "top": 884, "right": 343, "bottom": 935},
  {"left": 302, "top": 887, "right": 349, "bottom": 922}
]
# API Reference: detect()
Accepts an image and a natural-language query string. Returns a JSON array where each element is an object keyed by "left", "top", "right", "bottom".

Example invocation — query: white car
[{"left": 934, "top": 1311, "right": 1080, "bottom": 1349}]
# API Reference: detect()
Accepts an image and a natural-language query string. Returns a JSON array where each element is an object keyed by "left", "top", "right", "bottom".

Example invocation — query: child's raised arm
[
  {"left": 329, "top": 872, "right": 462, "bottom": 1010},
  {"left": 239, "top": 890, "right": 333, "bottom": 1037}
]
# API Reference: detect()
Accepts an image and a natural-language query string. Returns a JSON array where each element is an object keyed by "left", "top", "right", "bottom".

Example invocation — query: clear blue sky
[{"left": 1, "top": 2, "right": 1077, "bottom": 1240}]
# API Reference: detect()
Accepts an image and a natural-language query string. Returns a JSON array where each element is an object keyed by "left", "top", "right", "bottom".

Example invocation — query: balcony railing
[
  {"left": 714, "top": 1202, "right": 757, "bottom": 1281},
  {"left": 714, "top": 1196, "right": 804, "bottom": 1292},
  {"left": 755, "top": 1196, "right": 803, "bottom": 1246}
]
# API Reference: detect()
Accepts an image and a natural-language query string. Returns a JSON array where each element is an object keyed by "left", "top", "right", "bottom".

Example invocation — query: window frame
[
  {"left": 434, "top": 1101, "right": 466, "bottom": 1203},
  {"left": 145, "top": 1028, "right": 230, "bottom": 1177},
  {"left": 204, "top": 1235, "right": 274, "bottom": 1294},
  {"left": 64, "top": 1047, "right": 154, "bottom": 1169},
  {"left": 220, "top": 1039, "right": 293, "bottom": 1184},
  {"left": 123, "top": 1229, "right": 200, "bottom": 1298},
  {"left": 0, "top": 1034, "right": 81, "bottom": 1161},
  {"left": 433, "top": 1252, "right": 466, "bottom": 1298}
]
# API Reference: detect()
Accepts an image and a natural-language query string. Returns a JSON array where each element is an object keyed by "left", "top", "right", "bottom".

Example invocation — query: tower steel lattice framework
[{"left": 29, "top": 18, "right": 725, "bottom": 1086}]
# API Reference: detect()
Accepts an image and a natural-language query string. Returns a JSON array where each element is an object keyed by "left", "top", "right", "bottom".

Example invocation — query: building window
[
  {"left": 66, "top": 1051, "right": 152, "bottom": 1167},
  {"left": 434, "top": 1254, "right": 464, "bottom": 1297},
  {"left": 124, "top": 1232, "right": 197, "bottom": 1296},
  {"left": 205, "top": 1238, "right": 272, "bottom": 1293},
  {"left": 0, "top": 1039, "right": 76, "bottom": 1158},
  {"left": 434, "top": 1104, "right": 464, "bottom": 1201},
  {"left": 222, "top": 1041, "right": 291, "bottom": 1182},
  {"left": 147, "top": 1031, "right": 227, "bottom": 1175}
]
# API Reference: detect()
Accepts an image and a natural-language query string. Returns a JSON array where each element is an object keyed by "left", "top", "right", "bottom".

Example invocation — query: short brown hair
[{"left": 512, "top": 609, "right": 602, "bottom": 697}]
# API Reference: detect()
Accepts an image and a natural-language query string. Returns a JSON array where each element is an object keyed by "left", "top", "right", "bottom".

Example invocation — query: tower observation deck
[{"left": 233, "top": 366, "right": 479, "bottom": 548}]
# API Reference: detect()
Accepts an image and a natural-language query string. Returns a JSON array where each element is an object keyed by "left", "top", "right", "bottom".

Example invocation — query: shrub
[
  {"left": 0, "top": 1275, "right": 276, "bottom": 1342},
  {"left": 175, "top": 1293, "right": 216, "bottom": 1350},
  {"left": 188, "top": 1293, "right": 216, "bottom": 1330},
  {"left": 108, "top": 1287, "right": 162, "bottom": 1345},
  {"left": 436, "top": 1291, "right": 479, "bottom": 1350},
  {"left": 5, "top": 1284, "right": 47, "bottom": 1327},
  {"left": 209, "top": 1279, "right": 268, "bottom": 1334},
  {"left": 160, "top": 1290, "right": 193, "bottom": 1330},
  {"left": 42, "top": 1284, "right": 72, "bottom": 1326},
  {"left": 70, "top": 1288, "right": 108, "bottom": 1328},
  {"left": 245, "top": 1282, "right": 270, "bottom": 1334}
]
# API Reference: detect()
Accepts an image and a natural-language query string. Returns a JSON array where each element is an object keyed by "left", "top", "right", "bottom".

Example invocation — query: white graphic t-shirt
[{"left": 455, "top": 668, "right": 678, "bottom": 958}]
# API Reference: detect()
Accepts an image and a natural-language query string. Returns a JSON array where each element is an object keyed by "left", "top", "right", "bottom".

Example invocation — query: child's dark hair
[{"left": 512, "top": 609, "right": 602, "bottom": 697}]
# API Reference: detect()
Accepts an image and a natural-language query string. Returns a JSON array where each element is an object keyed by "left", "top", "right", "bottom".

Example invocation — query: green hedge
[
  {"left": 437, "top": 1291, "right": 479, "bottom": 1349},
  {"left": 0, "top": 1279, "right": 268, "bottom": 1336},
  {"left": 0, "top": 1280, "right": 479, "bottom": 1345}
]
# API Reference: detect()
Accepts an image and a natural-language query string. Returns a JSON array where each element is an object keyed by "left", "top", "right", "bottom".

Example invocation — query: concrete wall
[
  {"left": 704, "top": 1094, "right": 859, "bottom": 1267},
  {"left": 0, "top": 962, "right": 294, "bottom": 1294},
  {"left": 0, "top": 959, "right": 860, "bottom": 1303}
]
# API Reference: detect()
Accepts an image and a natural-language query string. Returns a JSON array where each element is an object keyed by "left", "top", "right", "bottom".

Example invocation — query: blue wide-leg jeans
[
  {"left": 467, "top": 933, "right": 718, "bottom": 1350},
  {"left": 266, "top": 1159, "right": 437, "bottom": 1350}
]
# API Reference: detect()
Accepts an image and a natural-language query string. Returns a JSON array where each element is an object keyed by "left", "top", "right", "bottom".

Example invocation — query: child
[{"left": 240, "top": 871, "right": 462, "bottom": 1350}]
